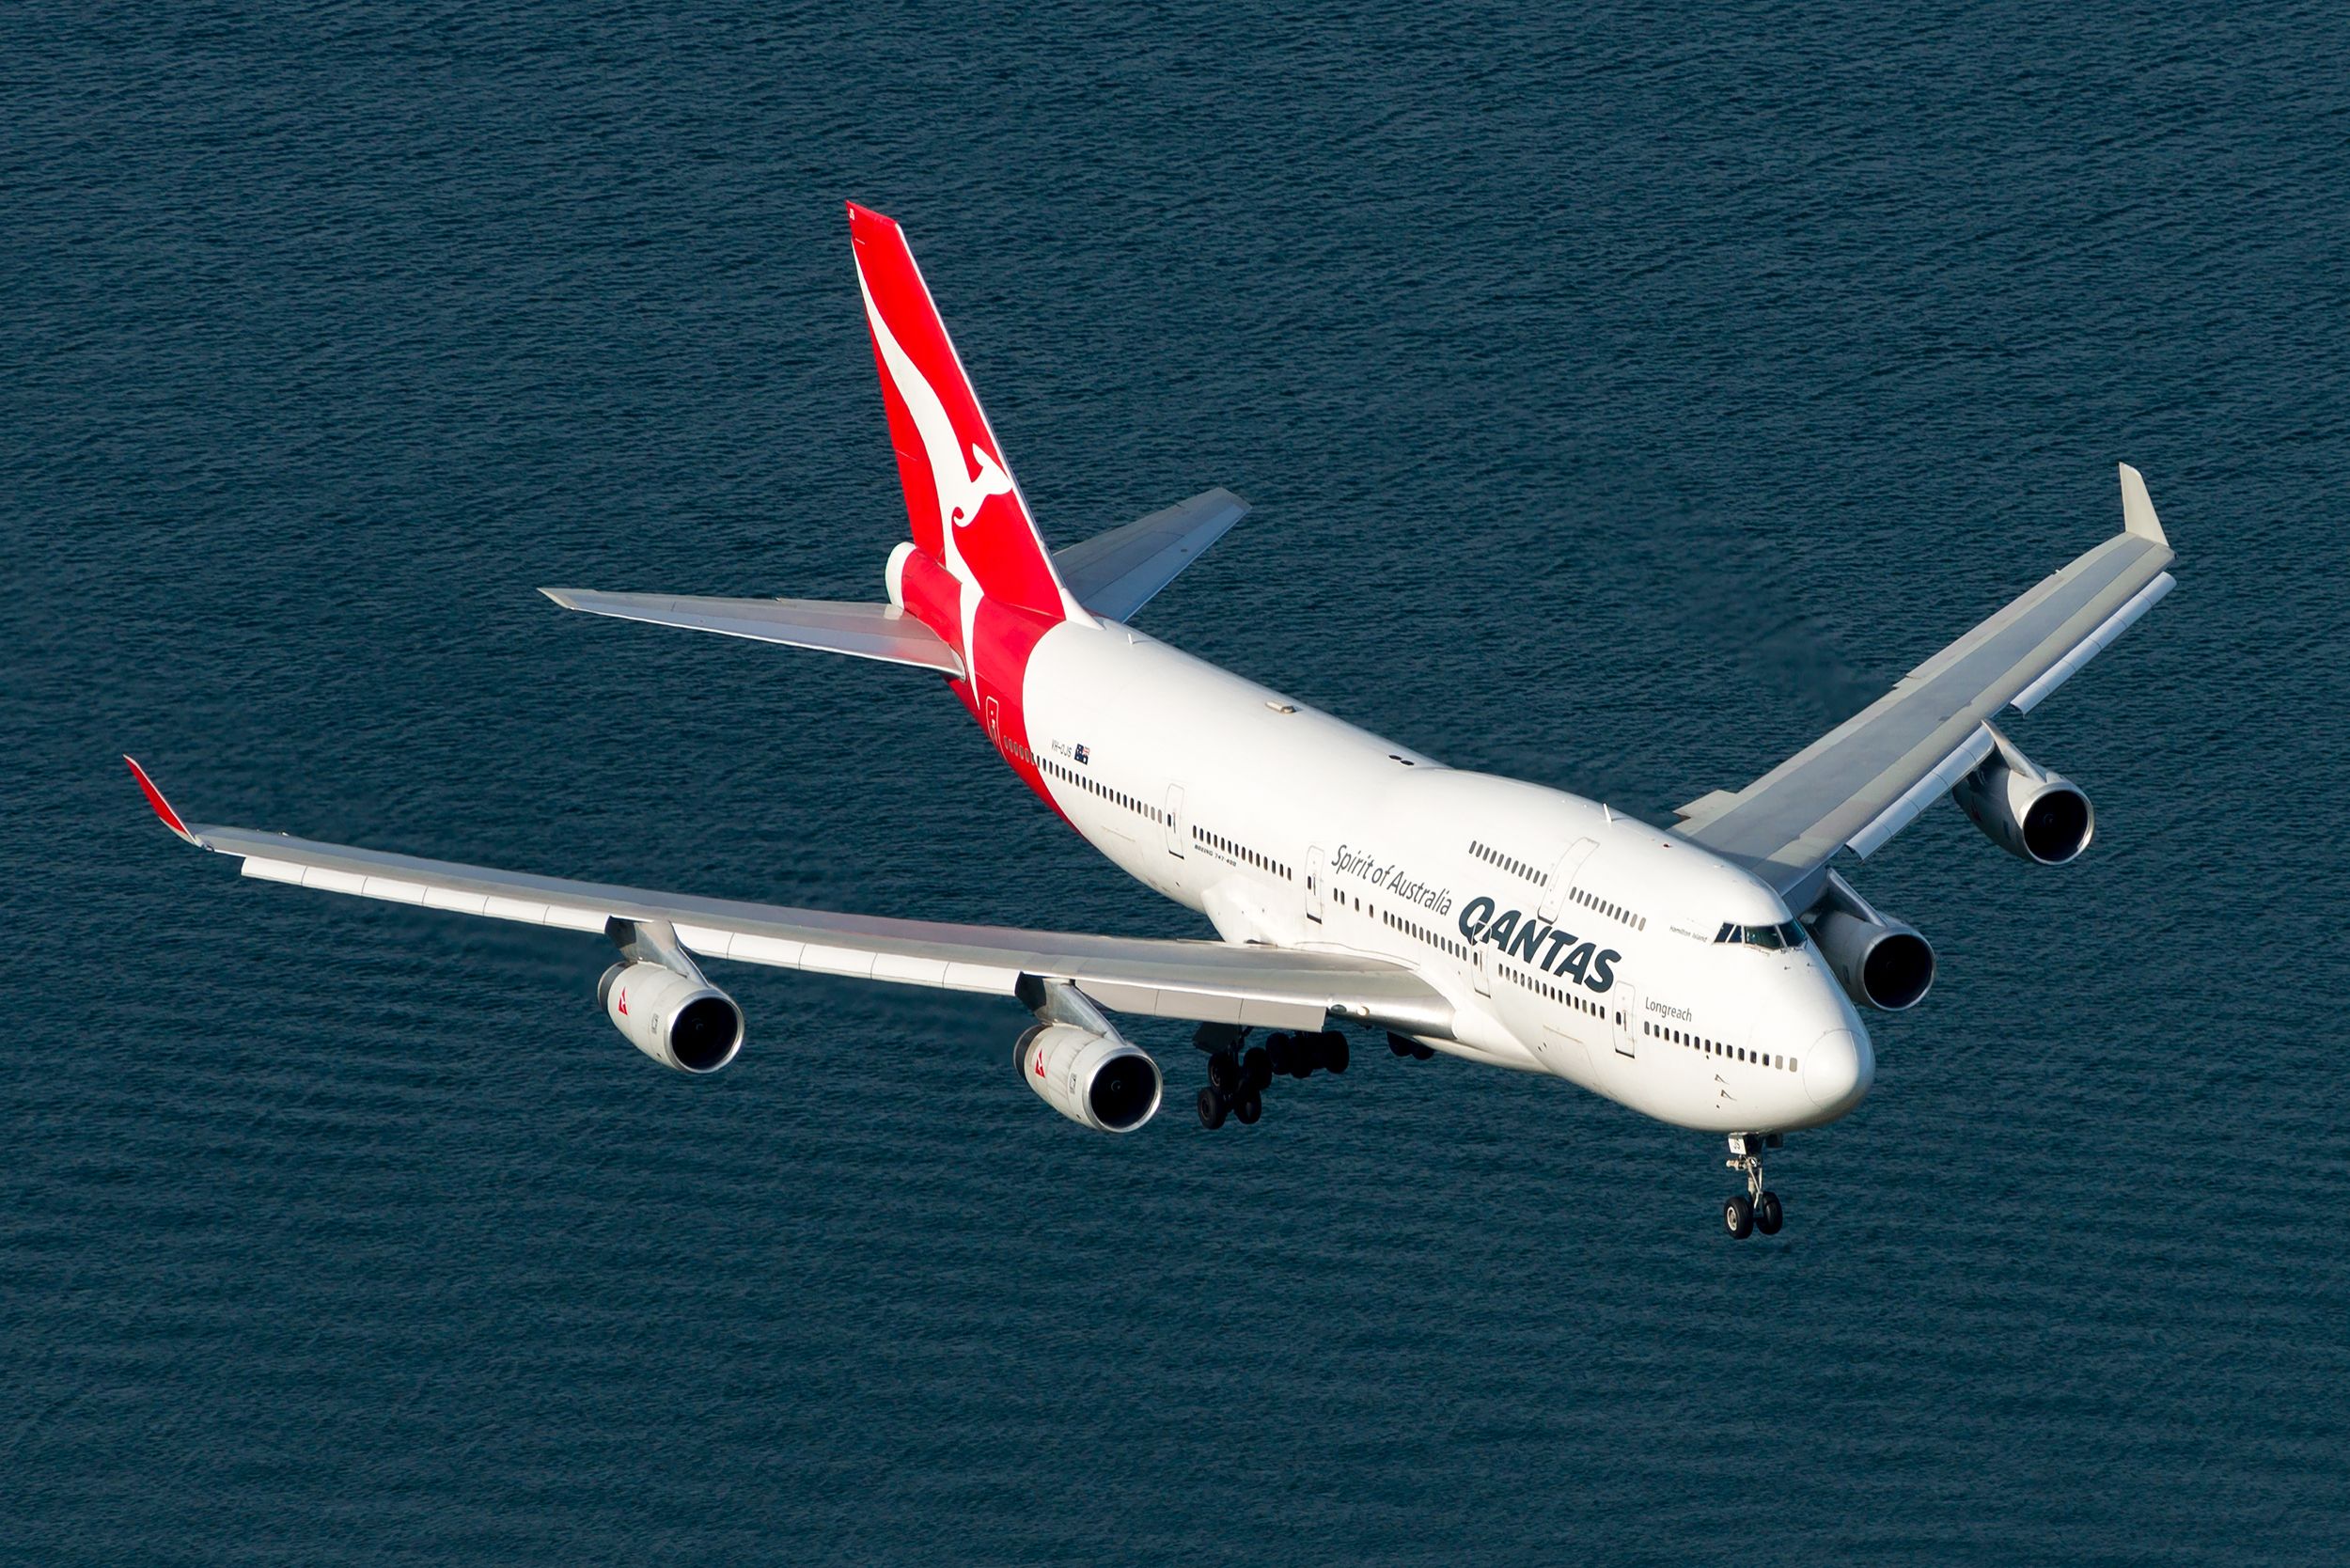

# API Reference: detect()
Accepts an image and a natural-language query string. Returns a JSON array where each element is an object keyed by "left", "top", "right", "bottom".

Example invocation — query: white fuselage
[{"left": 1010, "top": 618, "right": 1875, "bottom": 1135}]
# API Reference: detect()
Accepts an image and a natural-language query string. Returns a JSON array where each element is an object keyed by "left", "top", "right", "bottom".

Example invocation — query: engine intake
[
  {"left": 1951, "top": 731, "right": 2094, "bottom": 866},
  {"left": 1811, "top": 910, "right": 1935, "bottom": 1012},
  {"left": 1017, "top": 1022, "right": 1162, "bottom": 1133},
  {"left": 1808, "top": 871, "right": 1935, "bottom": 1012},
  {"left": 599, "top": 960, "right": 744, "bottom": 1074}
]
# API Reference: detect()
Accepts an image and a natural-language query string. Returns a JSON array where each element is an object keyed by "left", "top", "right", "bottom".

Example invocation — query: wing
[
  {"left": 1672, "top": 464, "right": 2178, "bottom": 899},
  {"left": 1052, "top": 488, "right": 1249, "bottom": 621},
  {"left": 537, "top": 590, "right": 964, "bottom": 676},
  {"left": 535, "top": 486, "right": 1250, "bottom": 666},
  {"left": 124, "top": 760, "right": 1449, "bottom": 1036}
]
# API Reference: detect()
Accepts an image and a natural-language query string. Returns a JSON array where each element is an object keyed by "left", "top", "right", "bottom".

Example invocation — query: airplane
[{"left": 127, "top": 201, "right": 2178, "bottom": 1238}]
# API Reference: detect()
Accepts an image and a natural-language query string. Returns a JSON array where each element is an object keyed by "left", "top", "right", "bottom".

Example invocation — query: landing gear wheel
[
  {"left": 1411, "top": 1043, "right": 1434, "bottom": 1060},
  {"left": 1320, "top": 1033, "right": 1350, "bottom": 1074},
  {"left": 1388, "top": 1032, "right": 1416, "bottom": 1057},
  {"left": 1232, "top": 1089, "right": 1262, "bottom": 1125},
  {"left": 1197, "top": 1087, "right": 1229, "bottom": 1129},
  {"left": 1263, "top": 1033, "right": 1292, "bottom": 1076},
  {"left": 1241, "top": 1048, "right": 1272, "bottom": 1092},
  {"left": 1722, "top": 1133, "right": 1783, "bottom": 1238},
  {"left": 1207, "top": 1053, "right": 1239, "bottom": 1094}
]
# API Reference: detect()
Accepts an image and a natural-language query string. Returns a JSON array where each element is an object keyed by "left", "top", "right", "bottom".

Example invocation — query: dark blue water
[{"left": 8, "top": 5, "right": 2348, "bottom": 1562}]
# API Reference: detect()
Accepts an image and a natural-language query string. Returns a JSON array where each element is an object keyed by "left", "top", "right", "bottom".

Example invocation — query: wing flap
[
  {"left": 2010, "top": 571, "right": 2175, "bottom": 713},
  {"left": 1842, "top": 725, "right": 1997, "bottom": 860},
  {"left": 538, "top": 588, "right": 965, "bottom": 676},
  {"left": 1053, "top": 488, "right": 1249, "bottom": 621}
]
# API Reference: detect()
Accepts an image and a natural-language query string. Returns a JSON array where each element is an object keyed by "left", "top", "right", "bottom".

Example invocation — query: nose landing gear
[
  {"left": 1722, "top": 1133, "right": 1785, "bottom": 1239},
  {"left": 1193, "top": 1025, "right": 1348, "bottom": 1127}
]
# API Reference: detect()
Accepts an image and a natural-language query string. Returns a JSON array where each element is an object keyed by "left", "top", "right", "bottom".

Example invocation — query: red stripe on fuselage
[{"left": 897, "top": 546, "right": 1067, "bottom": 822}]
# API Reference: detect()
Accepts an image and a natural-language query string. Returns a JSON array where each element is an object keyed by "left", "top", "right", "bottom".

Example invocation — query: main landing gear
[
  {"left": 1721, "top": 1132, "right": 1785, "bottom": 1240},
  {"left": 1193, "top": 1024, "right": 1349, "bottom": 1128}
]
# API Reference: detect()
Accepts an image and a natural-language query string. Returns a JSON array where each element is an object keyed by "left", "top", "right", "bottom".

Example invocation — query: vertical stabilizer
[{"left": 847, "top": 203, "right": 1088, "bottom": 628}]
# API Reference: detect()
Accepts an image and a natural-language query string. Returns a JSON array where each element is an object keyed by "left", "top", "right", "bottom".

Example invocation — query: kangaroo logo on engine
[{"left": 1458, "top": 896, "right": 1621, "bottom": 993}]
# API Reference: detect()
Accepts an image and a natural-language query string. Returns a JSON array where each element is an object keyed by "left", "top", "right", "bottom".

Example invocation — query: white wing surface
[
  {"left": 1672, "top": 465, "right": 2178, "bottom": 899},
  {"left": 125, "top": 762, "right": 1449, "bottom": 1036}
]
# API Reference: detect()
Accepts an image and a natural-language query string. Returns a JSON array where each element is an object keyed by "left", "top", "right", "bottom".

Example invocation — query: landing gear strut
[
  {"left": 1194, "top": 1026, "right": 1347, "bottom": 1128},
  {"left": 1722, "top": 1133, "right": 1785, "bottom": 1239}
]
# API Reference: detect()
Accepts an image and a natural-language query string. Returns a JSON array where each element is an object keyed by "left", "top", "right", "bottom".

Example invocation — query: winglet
[
  {"left": 124, "top": 756, "right": 201, "bottom": 846},
  {"left": 2119, "top": 463, "right": 2168, "bottom": 546}
]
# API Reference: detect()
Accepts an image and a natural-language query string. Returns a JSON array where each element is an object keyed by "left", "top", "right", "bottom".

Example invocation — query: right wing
[
  {"left": 126, "top": 761, "right": 1450, "bottom": 1036},
  {"left": 1673, "top": 465, "right": 2177, "bottom": 899},
  {"left": 1052, "top": 488, "right": 1249, "bottom": 621}
]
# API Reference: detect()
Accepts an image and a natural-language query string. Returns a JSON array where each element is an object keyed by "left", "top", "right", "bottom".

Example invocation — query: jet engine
[
  {"left": 1807, "top": 872, "right": 1935, "bottom": 1012},
  {"left": 1016, "top": 1022, "right": 1163, "bottom": 1133},
  {"left": 598, "top": 960, "right": 744, "bottom": 1074},
  {"left": 1951, "top": 731, "right": 2094, "bottom": 866}
]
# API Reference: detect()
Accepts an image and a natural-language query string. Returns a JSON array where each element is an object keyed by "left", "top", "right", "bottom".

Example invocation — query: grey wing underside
[
  {"left": 1052, "top": 488, "right": 1250, "bottom": 621},
  {"left": 185, "top": 823, "right": 1452, "bottom": 1036},
  {"left": 1673, "top": 465, "right": 2178, "bottom": 902}
]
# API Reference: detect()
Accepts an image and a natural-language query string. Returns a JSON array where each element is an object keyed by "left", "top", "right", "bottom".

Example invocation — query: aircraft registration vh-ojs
[{"left": 129, "top": 202, "right": 2178, "bottom": 1238}]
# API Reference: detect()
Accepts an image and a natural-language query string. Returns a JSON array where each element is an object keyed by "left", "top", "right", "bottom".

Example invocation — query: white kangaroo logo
[
  {"left": 949, "top": 444, "right": 1012, "bottom": 528},
  {"left": 858, "top": 272, "right": 1013, "bottom": 536}
]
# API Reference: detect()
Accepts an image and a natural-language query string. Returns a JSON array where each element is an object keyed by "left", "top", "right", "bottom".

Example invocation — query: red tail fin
[{"left": 848, "top": 203, "right": 1081, "bottom": 627}]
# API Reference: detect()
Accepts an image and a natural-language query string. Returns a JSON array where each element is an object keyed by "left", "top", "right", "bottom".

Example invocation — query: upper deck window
[{"left": 1715, "top": 919, "right": 1807, "bottom": 950}]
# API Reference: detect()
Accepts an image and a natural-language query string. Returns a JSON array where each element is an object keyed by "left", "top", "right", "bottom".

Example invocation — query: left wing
[
  {"left": 124, "top": 760, "right": 1450, "bottom": 1036},
  {"left": 1672, "top": 465, "right": 2177, "bottom": 900}
]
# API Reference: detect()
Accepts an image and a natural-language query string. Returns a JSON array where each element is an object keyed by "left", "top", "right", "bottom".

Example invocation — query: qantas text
[{"left": 1458, "top": 896, "right": 1621, "bottom": 993}]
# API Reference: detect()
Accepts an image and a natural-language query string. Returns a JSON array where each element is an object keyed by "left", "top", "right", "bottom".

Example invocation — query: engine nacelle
[
  {"left": 1015, "top": 1022, "right": 1162, "bottom": 1134},
  {"left": 1811, "top": 907, "right": 1935, "bottom": 1012},
  {"left": 599, "top": 961, "right": 744, "bottom": 1074},
  {"left": 1951, "top": 733, "right": 2094, "bottom": 866}
]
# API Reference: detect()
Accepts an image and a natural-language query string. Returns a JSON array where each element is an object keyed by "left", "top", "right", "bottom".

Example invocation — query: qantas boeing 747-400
[{"left": 130, "top": 202, "right": 2176, "bottom": 1237}]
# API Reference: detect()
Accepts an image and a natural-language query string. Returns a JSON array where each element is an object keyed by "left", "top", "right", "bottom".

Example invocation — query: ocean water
[{"left": 8, "top": 4, "right": 2348, "bottom": 1563}]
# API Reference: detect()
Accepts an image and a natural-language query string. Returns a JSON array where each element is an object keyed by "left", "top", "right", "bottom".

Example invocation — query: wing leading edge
[
  {"left": 1673, "top": 465, "right": 2177, "bottom": 901},
  {"left": 123, "top": 760, "right": 1449, "bottom": 1036}
]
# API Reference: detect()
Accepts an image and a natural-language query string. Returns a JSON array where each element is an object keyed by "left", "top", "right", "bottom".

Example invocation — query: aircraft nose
[{"left": 1802, "top": 1026, "right": 1874, "bottom": 1113}]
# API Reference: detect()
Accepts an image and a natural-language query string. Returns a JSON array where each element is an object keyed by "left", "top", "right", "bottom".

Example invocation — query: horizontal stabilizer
[
  {"left": 1054, "top": 488, "right": 1249, "bottom": 621},
  {"left": 540, "top": 588, "right": 964, "bottom": 676}
]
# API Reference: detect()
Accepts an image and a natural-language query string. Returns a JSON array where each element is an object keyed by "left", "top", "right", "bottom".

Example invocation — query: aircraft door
[
  {"left": 1165, "top": 785, "right": 1186, "bottom": 858},
  {"left": 1305, "top": 846, "right": 1326, "bottom": 923},
  {"left": 1612, "top": 983, "right": 1639, "bottom": 1058},
  {"left": 1538, "top": 838, "right": 1598, "bottom": 922}
]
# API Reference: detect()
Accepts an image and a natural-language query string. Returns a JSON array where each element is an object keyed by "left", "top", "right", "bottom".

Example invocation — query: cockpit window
[{"left": 1716, "top": 919, "right": 1807, "bottom": 950}]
